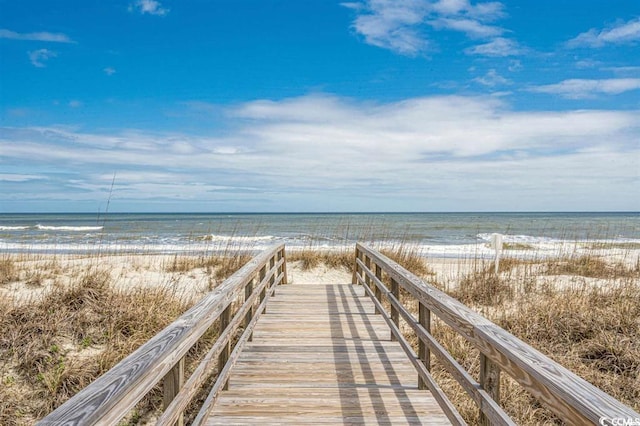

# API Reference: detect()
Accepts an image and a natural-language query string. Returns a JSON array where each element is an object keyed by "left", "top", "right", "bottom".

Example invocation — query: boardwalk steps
[{"left": 206, "top": 284, "right": 451, "bottom": 424}]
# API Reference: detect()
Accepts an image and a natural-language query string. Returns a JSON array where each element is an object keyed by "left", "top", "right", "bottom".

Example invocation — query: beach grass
[
  {"left": 0, "top": 250, "right": 249, "bottom": 425},
  {"left": 415, "top": 251, "right": 640, "bottom": 425}
]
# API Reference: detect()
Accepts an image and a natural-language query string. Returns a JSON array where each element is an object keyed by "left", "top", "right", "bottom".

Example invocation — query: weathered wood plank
[
  {"left": 480, "top": 353, "right": 501, "bottom": 426},
  {"left": 204, "top": 283, "right": 453, "bottom": 425},
  {"left": 418, "top": 302, "right": 430, "bottom": 390},
  {"left": 162, "top": 356, "right": 184, "bottom": 426},
  {"left": 207, "top": 415, "right": 451, "bottom": 425}
]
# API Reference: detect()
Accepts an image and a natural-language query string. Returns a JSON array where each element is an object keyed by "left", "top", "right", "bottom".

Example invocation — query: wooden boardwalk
[{"left": 206, "top": 283, "right": 451, "bottom": 425}]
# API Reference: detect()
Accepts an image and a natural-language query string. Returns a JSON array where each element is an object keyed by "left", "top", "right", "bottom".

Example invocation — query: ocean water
[{"left": 0, "top": 212, "right": 638, "bottom": 258}]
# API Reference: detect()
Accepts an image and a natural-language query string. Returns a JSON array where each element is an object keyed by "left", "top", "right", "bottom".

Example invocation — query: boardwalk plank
[{"left": 204, "top": 283, "right": 451, "bottom": 425}]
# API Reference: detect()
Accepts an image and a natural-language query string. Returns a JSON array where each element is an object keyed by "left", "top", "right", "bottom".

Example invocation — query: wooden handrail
[
  {"left": 353, "top": 243, "right": 640, "bottom": 426},
  {"left": 39, "top": 244, "right": 287, "bottom": 426}
]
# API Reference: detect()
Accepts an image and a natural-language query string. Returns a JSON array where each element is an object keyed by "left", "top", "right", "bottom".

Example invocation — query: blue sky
[{"left": 1, "top": 0, "right": 639, "bottom": 212}]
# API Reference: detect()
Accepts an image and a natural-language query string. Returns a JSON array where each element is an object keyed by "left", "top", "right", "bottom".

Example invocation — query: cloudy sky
[{"left": 1, "top": 0, "right": 638, "bottom": 212}]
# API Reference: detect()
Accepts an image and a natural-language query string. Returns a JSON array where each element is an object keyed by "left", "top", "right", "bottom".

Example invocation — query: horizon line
[{"left": 2, "top": 211, "right": 639, "bottom": 215}]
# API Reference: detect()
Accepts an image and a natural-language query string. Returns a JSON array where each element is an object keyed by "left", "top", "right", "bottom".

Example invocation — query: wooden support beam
[
  {"left": 390, "top": 278, "right": 399, "bottom": 341},
  {"left": 279, "top": 248, "right": 288, "bottom": 285},
  {"left": 163, "top": 356, "right": 185, "bottom": 426},
  {"left": 245, "top": 278, "right": 254, "bottom": 341},
  {"left": 218, "top": 305, "right": 231, "bottom": 391},
  {"left": 418, "top": 302, "right": 431, "bottom": 390},
  {"left": 259, "top": 265, "right": 267, "bottom": 304},
  {"left": 351, "top": 248, "right": 361, "bottom": 285},
  {"left": 480, "top": 353, "right": 501, "bottom": 426},
  {"left": 269, "top": 257, "right": 275, "bottom": 300},
  {"left": 374, "top": 263, "right": 382, "bottom": 314},
  {"left": 364, "top": 256, "right": 371, "bottom": 289}
]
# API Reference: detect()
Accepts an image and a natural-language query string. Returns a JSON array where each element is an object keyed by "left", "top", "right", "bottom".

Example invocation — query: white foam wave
[
  {"left": 203, "top": 234, "right": 276, "bottom": 243},
  {"left": 0, "top": 226, "right": 29, "bottom": 230},
  {"left": 476, "top": 233, "right": 558, "bottom": 244},
  {"left": 36, "top": 224, "right": 104, "bottom": 231}
]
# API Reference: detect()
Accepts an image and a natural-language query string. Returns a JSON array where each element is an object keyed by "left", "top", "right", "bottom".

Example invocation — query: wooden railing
[
  {"left": 353, "top": 243, "right": 640, "bottom": 426},
  {"left": 40, "top": 244, "right": 287, "bottom": 426}
]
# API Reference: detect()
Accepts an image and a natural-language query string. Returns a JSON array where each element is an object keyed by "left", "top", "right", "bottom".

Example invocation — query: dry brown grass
[
  {"left": 452, "top": 270, "right": 513, "bottom": 306},
  {"left": 379, "top": 246, "right": 433, "bottom": 278},
  {"left": 544, "top": 254, "right": 639, "bottom": 279},
  {"left": 407, "top": 252, "right": 640, "bottom": 425},
  {"left": 0, "top": 268, "right": 190, "bottom": 424},
  {"left": 1, "top": 256, "right": 18, "bottom": 285},
  {"left": 0, "top": 251, "right": 251, "bottom": 425},
  {"left": 448, "top": 257, "right": 534, "bottom": 306},
  {"left": 164, "top": 252, "right": 253, "bottom": 280},
  {"left": 288, "top": 249, "right": 354, "bottom": 271},
  {"left": 497, "top": 282, "right": 640, "bottom": 405}
]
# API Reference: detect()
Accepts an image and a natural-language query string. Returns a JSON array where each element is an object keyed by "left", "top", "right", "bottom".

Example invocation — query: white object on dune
[{"left": 491, "top": 233, "right": 503, "bottom": 274}]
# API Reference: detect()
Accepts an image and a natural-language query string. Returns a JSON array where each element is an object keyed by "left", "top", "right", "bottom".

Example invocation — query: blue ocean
[{"left": 0, "top": 212, "right": 638, "bottom": 257}]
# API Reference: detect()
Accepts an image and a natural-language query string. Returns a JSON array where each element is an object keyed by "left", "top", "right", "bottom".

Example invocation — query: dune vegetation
[{"left": 0, "top": 244, "right": 638, "bottom": 425}]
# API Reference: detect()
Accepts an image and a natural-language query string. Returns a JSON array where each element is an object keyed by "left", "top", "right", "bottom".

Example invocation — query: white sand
[{"left": 287, "top": 260, "right": 352, "bottom": 284}]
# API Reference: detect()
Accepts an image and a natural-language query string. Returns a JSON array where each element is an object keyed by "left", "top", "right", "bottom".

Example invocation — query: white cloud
[
  {"left": 429, "top": 17, "right": 502, "bottom": 38},
  {"left": 343, "top": 0, "right": 508, "bottom": 55},
  {"left": 0, "top": 29, "right": 74, "bottom": 43},
  {"left": 129, "top": 0, "right": 169, "bottom": 16},
  {"left": 28, "top": 49, "right": 57, "bottom": 67},
  {"left": 602, "top": 66, "right": 640, "bottom": 75},
  {"left": 465, "top": 37, "right": 521, "bottom": 56},
  {"left": 574, "top": 59, "right": 602, "bottom": 69},
  {"left": 568, "top": 17, "right": 640, "bottom": 48},
  {"left": 1, "top": 94, "right": 638, "bottom": 211},
  {"left": 529, "top": 78, "right": 640, "bottom": 99},
  {"left": 346, "top": 1, "right": 429, "bottom": 55},
  {"left": 432, "top": 0, "right": 504, "bottom": 20},
  {"left": 0, "top": 174, "right": 45, "bottom": 182},
  {"left": 104, "top": 67, "right": 116, "bottom": 76},
  {"left": 69, "top": 100, "right": 83, "bottom": 108},
  {"left": 473, "top": 69, "right": 510, "bottom": 86}
]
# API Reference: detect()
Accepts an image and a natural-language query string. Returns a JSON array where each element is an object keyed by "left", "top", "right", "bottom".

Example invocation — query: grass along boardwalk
[{"left": 206, "top": 283, "right": 451, "bottom": 424}]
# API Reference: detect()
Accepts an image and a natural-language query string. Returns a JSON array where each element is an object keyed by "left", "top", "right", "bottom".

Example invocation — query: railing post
[
  {"left": 269, "top": 256, "right": 276, "bottom": 298},
  {"left": 218, "top": 305, "right": 231, "bottom": 391},
  {"left": 418, "top": 302, "right": 431, "bottom": 389},
  {"left": 390, "top": 278, "right": 399, "bottom": 341},
  {"left": 258, "top": 264, "right": 267, "bottom": 316},
  {"left": 245, "top": 277, "right": 254, "bottom": 342},
  {"left": 259, "top": 265, "right": 266, "bottom": 302},
  {"left": 279, "top": 248, "right": 288, "bottom": 285},
  {"left": 480, "top": 353, "right": 501, "bottom": 425},
  {"left": 374, "top": 263, "right": 382, "bottom": 314},
  {"left": 163, "top": 356, "right": 185, "bottom": 426},
  {"left": 352, "top": 247, "right": 360, "bottom": 285},
  {"left": 364, "top": 255, "right": 371, "bottom": 289}
]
